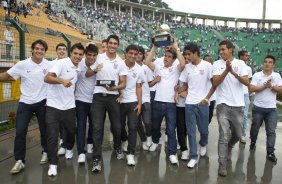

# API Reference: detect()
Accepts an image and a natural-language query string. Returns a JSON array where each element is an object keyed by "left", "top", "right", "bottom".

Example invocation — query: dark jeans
[
  {"left": 137, "top": 102, "right": 152, "bottom": 142},
  {"left": 176, "top": 107, "right": 187, "bottom": 151},
  {"left": 152, "top": 101, "right": 177, "bottom": 155},
  {"left": 150, "top": 91, "right": 155, "bottom": 123},
  {"left": 250, "top": 105, "right": 277, "bottom": 154},
  {"left": 46, "top": 107, "right": 76, "bottom": 165},
  {"left": 14, "top": 99, "right": 47, "bottom": 163},
  {"left": 76, "top": 100, "right": 93, "bottom": 154},
  {"left": 120, "top": 102, "right": 138, "bottom": 155},
  {"left": 91, "top": 93, "right": 121, "bottom": 160},
  {"left": 209, "top": 100, "right": 216, "bottom": 124}
]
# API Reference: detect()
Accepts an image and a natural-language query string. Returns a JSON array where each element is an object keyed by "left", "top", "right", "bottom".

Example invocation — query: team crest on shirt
[
  {"left": 114, "top": 63, "right": 118, "bottom": 69},
  {"left": 169, "top": 68, "right": 173, "bottom": 72},
  {"left": 199, "top": 69, "right": 205, "bottom": 75},
  {"left": 132, "top": 72, "right": 137, "bottom": 78},
  {"left": 43, "top": 68, "right": 47, "bottom": 75},
  {"left": 233, "top": 66, "right": 239, "bottom": 72}
]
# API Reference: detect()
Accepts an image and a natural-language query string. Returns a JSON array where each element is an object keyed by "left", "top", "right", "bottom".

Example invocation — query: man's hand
[
  {"left": 264, "top": 79, "right": 272, "bottom": 88},
  {"left": 116, "top": 95, "right": 122, "bottom": 103},
  {"left": 95, "top": 63, "right": 103, "bottom": 73},
  {"left": 104, "top": 84, "right": 115, "bottom": 91},
  {"left": 154, "top": 76, "right": 161, "bottom": 83},
  {"left": 134, "top": 103, "right": 142, "bottom": 116},
  {"left": 61, "top": 78, "right": 73, "bottom": 88},
  {"left": 226, "top": 60, "right": 232, "bottom": 72},
  {"left": 174, "top": 93, "right": 180, "bottom": 104},
  {"left": 198, "top": 98, "right": 209, "bottom": 105}
]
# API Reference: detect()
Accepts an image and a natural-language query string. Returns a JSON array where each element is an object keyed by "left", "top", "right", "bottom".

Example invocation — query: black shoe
[
  {"left": 249, "top": 142, "right": 256, "bottom": 150},
  {"left": 267, "top": 152, "right": 277, "bottom": 163},
  {"left": 92, "top": 159, "right": 102, "bottom": 172}
]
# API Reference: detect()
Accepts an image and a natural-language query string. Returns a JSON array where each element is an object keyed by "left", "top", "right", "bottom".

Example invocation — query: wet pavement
[{"left": 1, "top": 114, "right": 282, "bottom": 184}]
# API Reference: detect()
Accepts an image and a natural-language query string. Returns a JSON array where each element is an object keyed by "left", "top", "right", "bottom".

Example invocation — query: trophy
[
  {"left": 151, "top": 24, "right": 173, "bottom": 47},
  {"left": 95, "top": 63, "right": 116, "bottom": 87}
]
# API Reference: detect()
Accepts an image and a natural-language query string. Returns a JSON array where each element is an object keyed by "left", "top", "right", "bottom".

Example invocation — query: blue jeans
[
  {"left": 242, "top": 94, "right": 250, "bottom": 137},
  {"left": 185, "top": 104, "right": 209, "bottom": 159},
  {"left": 76, "top": 100, "right": 93, "bottom": 154},
  {"left": 152, "top": 101, "right": 177, "bottom": 155},
  {"left": 250, "top": 105, "right": 277, "bottom": 154},
  {"left": 14, "top": 99, "right": 47, "bottom": 163}
]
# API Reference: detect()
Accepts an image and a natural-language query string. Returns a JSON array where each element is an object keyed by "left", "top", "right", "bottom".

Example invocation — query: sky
[{"left": 163, "top": 0, "right": 282, "bottom": 20}]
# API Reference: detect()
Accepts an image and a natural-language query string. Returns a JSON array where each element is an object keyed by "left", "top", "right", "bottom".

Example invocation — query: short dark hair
[
  {"left": 203, "top": 54, "right": 210, "bottom": 59},
  {"left": 31, "top": 39, "right": 48, "bottom": 51},
  {"left": 70, "top": 43, "right": 85, "bottom": 53},
  {"left": 219, "top": 40, "right": 235, "bottom": 49},
  {"left": 85, "top": 44, "right": 99, "bottom": 54},
  {"left": 56, "top": 43, "right": 67, "bottom": 51},
  {"left": 138, "top": 46, "right": 145, "bottom": 60},
  {"left": 166, "top": 48, "right": 177, "bottom": 60},
  {"left": 264, "top": 55, "right": 276, "bottom": 64},
  {"left": 106, "top": 35, "right": 119, "bottom": 45},
  {"left": 238, "top": 50, "right": 248, "bottom": 58},
  {"left": 102, "top": 39, "right": 107, "bottom": 44},
  {"left": 125, "top": 44, "right": 139, "bottom": 53},
  {"left": 183, "top": 42, "right": 200, "bottom": 57}
]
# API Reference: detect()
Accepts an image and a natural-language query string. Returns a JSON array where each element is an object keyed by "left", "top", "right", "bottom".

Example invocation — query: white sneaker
[
  {"left": 142, "top": 142, "right": 149, "bottom": 151},
  {"left": 58, "top": 147, "right": 66, "bottom": 155},
  {"left": 146, "top": 136, "right": 152, "bottom": 147},
  {"left": 149, "top": 143, "right": 158, "bottom": 152},
  {"left": 169, "top": 155, "right": 178, "bottom": 165},
  {"left": 126, "top": 154, "right": 136, "bottom": 166},
  {"left": 200, "top": 146, "right": 207, "bottom": 157},
  {"left": 77, "top": 153, "right": 86, "bottom": 163},
  {"left": 181, "top": 150, "right": 189, "bottom": 160},
  {"left": 240, "top": 136, "right": 247, "bottom": 144},
  {"left": 121, "top": 141, "right": 128, "bottom": 152},
  {"left": 87, "top": 144, "right": 93, "bottom": 154},
  {"left": 65, "top": 149, "right": 73, "bottom": 159},
  {"left": 187, "top": 159, "right": 198, "bottom": 168},
  {"left": 10, "top": 160, "right": 25, "bottom": 174},
  {"left": 40, "top": 152, "right": 48, "bottom": 164},
  {"left": 48, "top": 164, "right": 57, "bottom": 176}
]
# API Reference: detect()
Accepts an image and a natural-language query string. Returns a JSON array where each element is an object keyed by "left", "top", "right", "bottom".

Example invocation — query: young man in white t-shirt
[
  {"left": 88, "top": 35, "right": 128, "bottom": 172},
  {"left": 119, "top": 45, "right": 143, "bottom": 166},
  {"left": 145, "top": 41, "right": 185, "bottom": 165},
  {"left": 213, "top": 40, "right": 249, "bottom": 177},
  {"left": 136, "top": 46, "right": 153, "bottom": 150},
  {"left": 75, "top": 44, "right": 99, "bottom": 164},
  {"left": 0, "top": 40, "right": 51, "bottom": 174},
  {"left": 44, "top": 43, "right": 85, "bottom": 176},
  {"left": 178, "top": 43, "right": 215, "bottom": 168},
  {"left": 238, "top": 51, "right": 253, "bottom": 143},
  {"left": 249, "top": 55, "right": 282, "bottom": 163}
]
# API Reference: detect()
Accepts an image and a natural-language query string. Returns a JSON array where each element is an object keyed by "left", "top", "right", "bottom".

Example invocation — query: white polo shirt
[
  {"left": 179, "top": 60, "right": 213, "bottom": 104},
  {"left": 47, "top": 57, "right": 79, "bottom": 110},
  {"left": 251, "top": 71, "right": 282, "bottom": 108},
  {"left": 154, "top": 64, "right": 180, "bottom": 103},
  {"left": 7, "top": 57, "right": 51, "bottom": 104},
  {"left": 243, "top": 65, "right": 252, "bottom": 94},
  {"left": 91, "top": 53, "right": 128, "bottom": 95},
  {"left": 75, "top": 58, "right": 96, "bottom": 103},
  {"left": 213, "top": 58, "right": 248, "bottom": 107},
  {"left": 140, "top": 64, "right": 153, "bottom": 103},
  {"left": 121, "top": 63, "right": 143, "bottom": 103}
]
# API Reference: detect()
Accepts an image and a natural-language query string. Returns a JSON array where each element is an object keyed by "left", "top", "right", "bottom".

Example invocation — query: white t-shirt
[
  {"left": 91, "top": 53, "right": 128, "bottom": 95},
  {"left": 179, "top": 60, "right": 213, "bottom": 104},
  {"left": 154, "top": 64, "right": 180, "bottom": 103},
  {"left": 47, "top": 57, "right": 79, "bottom": 110},
  {"left": 243, "top": 65, "right": 252, "bottom": 94},
  {"left": 251, "top": 71, "right": 282, "bottom": 108},
  {"left": 140, "top": 64, "right": 153, "bottom": 103},
  {"left": 212, "top": 58, "right": 248, "bottom": 107},
  {"left": 7, "top": 57, "right": 51, "bottom": 104},
  {"left": 176, "top": 81, "right": 186, "bottom": 107},
  {"left": 75, "top": 58, "right": 96, "bottom": 103},
  {"left": 121, "top": 63, "right": 143, "bottom": 103},
  {"left": 147, "top": 66, "right": 156, "bottom": 92}
]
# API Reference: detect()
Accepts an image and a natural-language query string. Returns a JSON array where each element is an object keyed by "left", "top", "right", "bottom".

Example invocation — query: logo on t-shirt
[
  {"left": 132, "top": 72, "right": 137, "bottom": 78},
  {"left": 114, "top": 63, "right": 118, "bottom": 69},
  {"left": 26, "top": 70, "right": 31, "bottom": 73},
  {"left": 43, "top": 68, "right": 47, "bottom": 75},
  {"left": 199, "top": 69, "right": 205, "bottom": 75},
  {"left": 233, "top": 66, "right": 239, "bottom": 73},
  {"left": 169, "top": 68, "right": 172, "bottom": 72}
]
